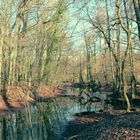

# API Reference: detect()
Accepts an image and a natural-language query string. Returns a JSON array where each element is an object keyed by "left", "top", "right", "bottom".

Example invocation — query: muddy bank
[
  {"left": 0, "top": 85, "right": 64, "bottom": 116},
  {"left": 62, "top": 110, "right": 140, "bottom": 140}
]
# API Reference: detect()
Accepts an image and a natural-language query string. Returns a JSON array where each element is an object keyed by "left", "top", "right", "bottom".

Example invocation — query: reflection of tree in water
[
  {"left": 0, "top": 98, "right": 76, "bottom": 140},
  {"left": 2, "top": 118, "right": 6, "bottom": 140},
  {"left": 77, "top": 87, "right": 112, "bottom": 112},
  {"left": 0, "top": 105, "right": 54, "bottom": 140},
  {"left": 78, "top": 88, "right": 101, "bottom": 104},
  {"left": 16, "top": 112, "right": 26, "bottom": 140},
  {"left": 0, "top": 96, "right": 109, "bottom": 140}
]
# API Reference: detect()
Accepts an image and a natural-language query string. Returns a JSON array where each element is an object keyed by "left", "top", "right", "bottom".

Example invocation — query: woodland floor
[{"left": 62, "top": 110, "right": 140, "bottom": 140}]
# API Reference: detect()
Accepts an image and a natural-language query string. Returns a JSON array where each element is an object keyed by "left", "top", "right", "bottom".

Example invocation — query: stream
[{"left": 0, "top": 89, "right": 112, "bottom": 140}]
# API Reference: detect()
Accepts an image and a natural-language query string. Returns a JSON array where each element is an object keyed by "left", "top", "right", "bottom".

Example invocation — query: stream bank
[
  {"left": 0, "top": 85, "right": 63, "bottom": 116},
  {"left": 62, "top": 111, "right": 140, "bottom": 140},
  {"left": 0, "top": 85, "right": 140, "bottom": 140}
]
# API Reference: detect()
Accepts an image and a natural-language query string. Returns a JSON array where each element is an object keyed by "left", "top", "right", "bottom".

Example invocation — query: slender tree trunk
[
  {"left": 115, "top": 3, "right": 121, "bottom": 95},
  {"left": 133, "top": 0, "right": 140, "bottom": 40},
  {"left": 129, "top": 42, "right": 137, "bottom": 99},
  {"left": 121, "top": 61, "right": 131, "bottom": 112},
  {"left": 79, "top": 62, "right": 84, "bottom": 83},
  {"left": 116, "top": 0, "right": 132, "bottom": 112}
]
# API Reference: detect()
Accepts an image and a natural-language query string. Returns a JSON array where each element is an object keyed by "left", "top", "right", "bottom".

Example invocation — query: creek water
[{"left": 0, "top": 89, "right": 112, "bottom": 140}]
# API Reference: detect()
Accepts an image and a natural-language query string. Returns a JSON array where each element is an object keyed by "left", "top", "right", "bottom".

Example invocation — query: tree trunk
[
  {"left": 133, "top": 0, "right": 140, "bottom": 40},
  {"left": 122, "top": 62, "right": 131, "bottom": 112}
]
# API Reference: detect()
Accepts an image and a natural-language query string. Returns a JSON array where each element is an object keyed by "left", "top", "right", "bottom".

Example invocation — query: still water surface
[{"left": 0, "top": 90, "right": 112, "bottom": 140}]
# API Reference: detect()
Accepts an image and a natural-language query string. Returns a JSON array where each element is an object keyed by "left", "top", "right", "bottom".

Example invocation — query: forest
[{"left": 0, "top": 0, "right": 140, "bottom": 140}]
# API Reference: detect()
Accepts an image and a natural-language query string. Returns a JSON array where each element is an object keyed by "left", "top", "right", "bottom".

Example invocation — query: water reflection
[{"left": 0, "top": 92, "right": 112, "bottom": 140}]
